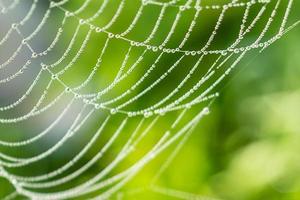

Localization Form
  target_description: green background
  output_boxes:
[0,0,300,199]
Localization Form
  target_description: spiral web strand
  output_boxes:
[0,0,298,199]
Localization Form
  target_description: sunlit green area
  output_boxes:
[0,0,299,199]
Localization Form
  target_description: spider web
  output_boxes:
[0,0,298,199]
